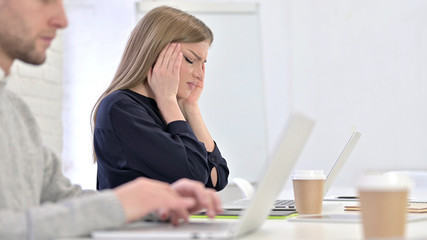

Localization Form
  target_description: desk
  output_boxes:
[58,201,427,240]
[238,201,427,240]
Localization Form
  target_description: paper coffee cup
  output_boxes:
[358,173,412,239]
[292,170,326,214]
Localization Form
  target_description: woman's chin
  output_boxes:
[177,91,191,100]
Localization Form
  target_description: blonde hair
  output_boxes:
[91,6,213,162]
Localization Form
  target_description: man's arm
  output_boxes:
[41,147,94,202]
[0,190,126,239]
[0,147,127,239]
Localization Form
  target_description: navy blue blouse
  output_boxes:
[94,89,229,191]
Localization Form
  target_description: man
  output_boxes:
[0,0,222,239]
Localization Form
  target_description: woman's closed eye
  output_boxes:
[184,55,193,64]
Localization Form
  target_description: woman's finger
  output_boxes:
[156,43,170,68]
[169,43,182,73]
[162,43,177,69]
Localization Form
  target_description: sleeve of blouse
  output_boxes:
[105,99,210,185]
[205,142,229,191]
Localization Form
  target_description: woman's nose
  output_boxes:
[193,68,202,80]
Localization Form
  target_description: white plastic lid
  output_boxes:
[357,172,413,191]
[292,170,326,180]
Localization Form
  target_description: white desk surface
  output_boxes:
[58,200,427,240]
[239,201,427,240]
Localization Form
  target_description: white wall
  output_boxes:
[289,0,427,189]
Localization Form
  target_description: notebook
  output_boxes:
[91,112,315,239]
[223,131,361,211]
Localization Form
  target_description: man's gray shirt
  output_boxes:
[0,69,126,239]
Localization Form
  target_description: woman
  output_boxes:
[92,6,229,191]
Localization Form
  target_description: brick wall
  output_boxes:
[6,32,64,159]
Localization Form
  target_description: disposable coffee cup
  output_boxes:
[358,173,412,239]
[292,170,326,214]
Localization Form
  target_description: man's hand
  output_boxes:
[172,178,222,217]
[113,178,222,225]
[114,178,195,223]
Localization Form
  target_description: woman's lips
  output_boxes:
[187,82,197,90]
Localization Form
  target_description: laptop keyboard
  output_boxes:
[223,199,296,210]
[274,199,295,209]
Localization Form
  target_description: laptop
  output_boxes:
[224,131,361,211]
[91,112,315,239]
